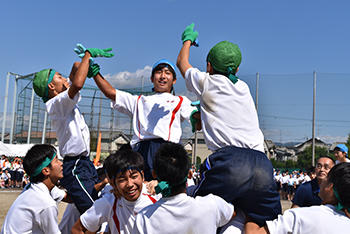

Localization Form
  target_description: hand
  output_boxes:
[86,48,114,58]
[87,63,100,78]
[145,180,158,195]
[74,43,95,63]
[182,23,199,46]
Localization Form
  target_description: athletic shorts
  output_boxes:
[191,145,282,227]
[282,183,288,192]
[60,154,98,214]
[132,138,168,181]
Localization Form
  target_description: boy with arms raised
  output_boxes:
[89,56,197,181]
[134,143,235,234]
[71,147,157,234]
[1,144,63,233]
[32,47,112,214]
[245,162,350,234]
[177,23,281,226]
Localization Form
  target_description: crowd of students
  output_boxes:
[0,155,29,189]
[1,23,350,233]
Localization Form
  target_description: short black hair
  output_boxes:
[153,143,189,187]
[23,144,56,183]
[317,156,336,165]
[328,162,350,209]
[151,63,176,79]
[104,148,144,181]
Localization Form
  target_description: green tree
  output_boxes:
[346,134,350,152]
[297,146,330,169]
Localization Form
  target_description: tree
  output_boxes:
[346,134,350,152]
[297,146,331,169]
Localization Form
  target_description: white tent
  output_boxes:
[0,142,34,157]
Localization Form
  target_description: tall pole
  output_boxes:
[1,72,10,142]
[41,112,48,144]
[9,76,18,144]
[312,71,316,166]
[193,131,198,165]
[27,88,35,144]
[255,72,259,111]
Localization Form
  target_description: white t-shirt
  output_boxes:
[185,68,264,152]
[134,193,234,234]
[46,90,90,157]
[336,158,350,164]
[1,182,60,234]
[80,186,157,233]
[267,204,350,234]
[112,91,195,146]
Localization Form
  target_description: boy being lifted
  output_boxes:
[32,46,112,214]
[177,23,281,226]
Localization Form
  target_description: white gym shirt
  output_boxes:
[185,68,264,152]
[134,193,234,234]
[1,182,60,234]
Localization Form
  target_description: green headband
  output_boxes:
[333,187,350,213]
[42,69,56,102]
[155,177,187,198]
[31,152,56,177]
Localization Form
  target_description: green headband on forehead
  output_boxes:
[31,152,56,177]
[42,69,56,102]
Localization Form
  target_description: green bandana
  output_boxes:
[33,69,56,103]
[31,152,56,177]
[207,41,241,77]
[155,177,187,198]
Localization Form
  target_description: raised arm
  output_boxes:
[68,52,91,99]
[176,23,198,78]
[177,41,192,78]
[93,73,116,101]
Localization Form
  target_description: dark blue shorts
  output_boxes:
[192,146,281,226]
[60,155,98,214]
[132,138,168,181]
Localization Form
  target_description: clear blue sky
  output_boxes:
[1,0,350,143]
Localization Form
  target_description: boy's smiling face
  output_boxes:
[114,169,144,201]
[151,67,176,93]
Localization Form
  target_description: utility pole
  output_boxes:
[312,71,316,166]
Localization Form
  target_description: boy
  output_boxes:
[32,47,112,214]
[1,144,63,233]
[177,23,281,226]
[334,144,349,164]
[71,148,157,234]
[134,142,235,234]
[245,162,350,234]
[91,57,197,180]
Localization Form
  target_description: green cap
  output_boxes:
[33,69,56,102]
[207,41,242,75]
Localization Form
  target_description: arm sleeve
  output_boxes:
[50,186,66,203]
[46,90,80,118]
[184,67,207,97]
[266,209,297,234]
[211,194,235,227]
[180,96,197,121]
[38,206,61,234]
[111,89,138,117]
[80,197,111,232]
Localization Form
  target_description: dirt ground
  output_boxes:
[0,189,292,228]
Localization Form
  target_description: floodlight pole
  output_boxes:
[41,112,48,144]
[312,71,316,166]
[9,76,18,144]
[1,72,10,142]
[193,131,198,165]
[27,88,35,144]
[255,72,260,112]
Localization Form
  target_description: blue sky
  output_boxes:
[1,0,350,143]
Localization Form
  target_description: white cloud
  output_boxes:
[104,66,153,89]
